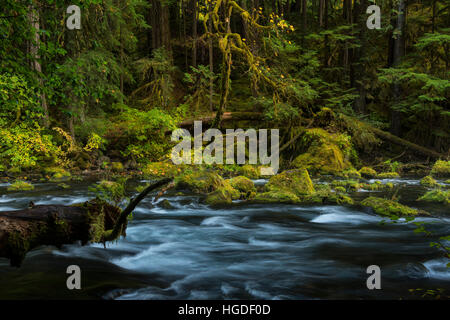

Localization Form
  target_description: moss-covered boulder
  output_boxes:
[431,160,450,178]
[111,162,124,172]
[176,170,225,193]
[158,199,175,209]
[417,189,450,205]
[331,179,363,191]
[238,165,260,179]
[292,128,356,176]
[45,167,71,182]
[229,176,256,199]
[359,167,377,179]
[361,197,421,217]
[420,176,438,188]
[254,169,315,204]
[265,169,315,196]
[377,172,400,179]
[204,180,240,205]
[303,184,354,205]
[7,180,34,191]
[254,191,300,203]
[362,181,394,191]
[143,162,180,178]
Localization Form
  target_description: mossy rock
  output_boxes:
[420,176,438,188]
[359,167,377,179]
[254,191,300,203]
[176,170,227,194]
[377,172,400,179]
[292,128,356,176]
[7,181,34,191]
[111,162,124,172]
[265,169,315,197]
[362,181,394,191]
[229,176,256,199]
[361,197,420,217]
[58,183,71,189]
[431,160,450,178]
[204,180,240,205]
[331,179,363,191]
[341,169,361,179]
[334,186,347,193]
[158,199,175,209]
[417,189,450,205]
[302,184,354,205]
[143,162,181,178]
[238,165,260,179]
[45,167,71,182]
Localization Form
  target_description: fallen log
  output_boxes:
[0,178,172,267]
[177,112,264,128]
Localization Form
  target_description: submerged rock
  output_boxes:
[361,197,422,217]
[158,199,175,209]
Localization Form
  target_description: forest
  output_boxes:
[0,0,449,300]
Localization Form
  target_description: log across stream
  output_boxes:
[0,179,172,267]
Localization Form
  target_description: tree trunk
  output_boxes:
[28,5,49,128]
[192,0,198,67]
[390,0,406,136]
[0,179,171,267]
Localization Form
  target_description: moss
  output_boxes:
[302,184,354,205]
[341,169,361,179]
[229,176,256,199]
[143,162,181,178]
[362,181,395,191]
[361,197,420,217]
[238,165,260,179]
[111,162,124,172]
[176,170,225,193]
[417,189,450,205]
[446,179,450,184]
[359,167,377,179]
[431,160,450,178]
[265,169,315,197]
[420,176,438,188]
[158,199,175,209]
[331,179,363,191]
[58,183,71,189]
[7,180,34,191]
[292,128,357,176]
[334,186,347,193]
[205,180,240,205]
[46,167,71,182]
[254,191,299,203]
[377,172,400,179]
[6,232,31,267]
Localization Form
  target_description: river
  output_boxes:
[0,178,449,299]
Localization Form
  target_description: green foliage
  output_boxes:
[109,105,177,162]
[89,178,128,207]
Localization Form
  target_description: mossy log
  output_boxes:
[0,178,172,267]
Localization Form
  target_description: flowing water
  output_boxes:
[0,178,449,300]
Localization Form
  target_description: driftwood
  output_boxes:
[0,178,172,267]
